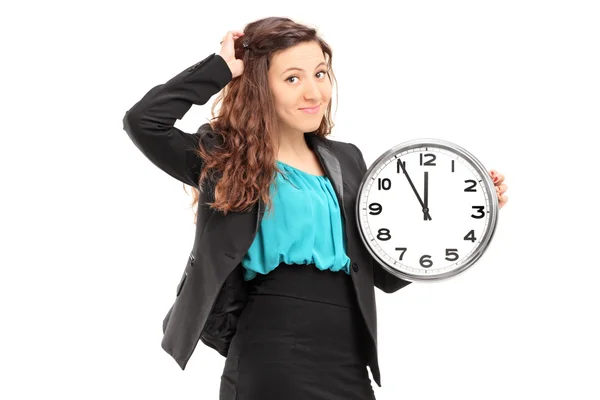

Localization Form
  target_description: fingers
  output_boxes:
[220,30,245,44]
[498,194,508,209]
[489,169,504,185]
[490,169,508,209]
[495,183,508,196]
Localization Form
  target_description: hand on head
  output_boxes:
[219,30,246,79]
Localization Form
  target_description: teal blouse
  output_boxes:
[241,160,352,281]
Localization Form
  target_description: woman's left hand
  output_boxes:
[489,169,508,209]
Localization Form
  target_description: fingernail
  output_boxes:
[493,176,498,183]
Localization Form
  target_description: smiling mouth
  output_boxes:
[299,105,320,114]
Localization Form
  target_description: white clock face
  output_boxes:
[357,143,496,281]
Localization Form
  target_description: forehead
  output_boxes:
[270,42,325,71]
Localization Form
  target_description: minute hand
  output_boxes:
[424,171,429,221]
[399,159,432,220]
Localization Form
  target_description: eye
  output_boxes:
[286,70,329,84]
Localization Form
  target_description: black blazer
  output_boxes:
[122,53,411,387]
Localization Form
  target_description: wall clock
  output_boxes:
[355,138,499,282]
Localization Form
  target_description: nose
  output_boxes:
[303,79,323,102]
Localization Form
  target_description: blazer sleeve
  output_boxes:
[122,53,232,188]
[350,143,412,294]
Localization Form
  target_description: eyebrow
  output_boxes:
[281,62,327,76]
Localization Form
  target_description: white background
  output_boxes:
[1,0,598,399]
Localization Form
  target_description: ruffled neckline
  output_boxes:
[276,160,327,178]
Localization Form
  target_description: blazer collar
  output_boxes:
[256,133,345,223]
[305,133,344,205]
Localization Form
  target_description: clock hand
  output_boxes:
[424,171,430,221]
[399,158,432,220]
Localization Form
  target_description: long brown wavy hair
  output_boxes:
[184,17,339,223]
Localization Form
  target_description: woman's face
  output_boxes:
[267,41,332,137]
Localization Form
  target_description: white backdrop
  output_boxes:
[1,0,598,399]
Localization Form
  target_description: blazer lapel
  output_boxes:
[306,133,345,207]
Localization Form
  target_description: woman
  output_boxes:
[123,16,509,400]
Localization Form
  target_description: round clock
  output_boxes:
[355,138,499,282]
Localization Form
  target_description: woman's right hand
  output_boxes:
[218,30,245,79]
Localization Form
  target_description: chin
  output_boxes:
[299,119,324,133]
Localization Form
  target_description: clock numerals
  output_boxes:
[445,248,459,261]
[464,179,477,192]
[392,248,460,264]
[396,159,406,174]
[395,247,407,260]
[420,255,433,268]
[464,230,476,242]
[377,228,391,241]
[471,206,485,219]
[420,153,436,166]
[368,202,382,215]
[377,178,391,190]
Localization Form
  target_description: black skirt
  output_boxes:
[219,263,376,400]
